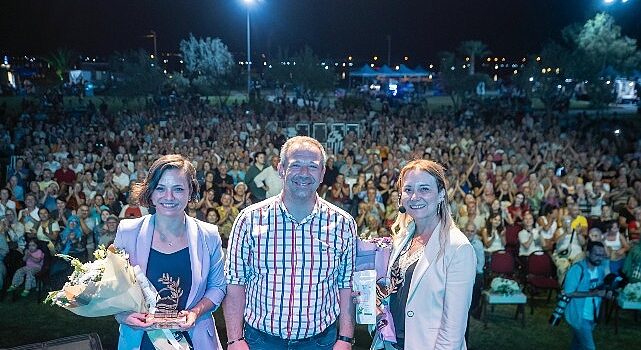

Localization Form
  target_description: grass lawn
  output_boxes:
[0,94,249,116]
[1,293,638,350]
[0,93,603,118]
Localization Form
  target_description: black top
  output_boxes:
[141,247,192,350]
[389,259,419,350]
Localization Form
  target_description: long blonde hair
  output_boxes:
[391,159,454,261]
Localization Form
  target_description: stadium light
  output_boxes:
[242,0,256,99]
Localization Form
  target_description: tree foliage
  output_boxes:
[108,49,167,97]
[457,40,491,75]
[576,13,640,75]
[437,50,490,109]
[42,48,77,81]
[515,13,641,111]
[266,46,335,106]
[179,34,235,104]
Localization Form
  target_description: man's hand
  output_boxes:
[597,289,615,299]
[333,339,352,350]
[176,310,198,330]
[228,340,250,350]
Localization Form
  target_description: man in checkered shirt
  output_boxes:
[224,136,357,350]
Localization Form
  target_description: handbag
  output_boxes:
[557,230,575,258]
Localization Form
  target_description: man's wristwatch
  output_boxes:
[337,335,355,345]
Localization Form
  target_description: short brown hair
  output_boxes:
[131,154,199,207]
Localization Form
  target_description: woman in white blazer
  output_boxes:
[375,159,476,350]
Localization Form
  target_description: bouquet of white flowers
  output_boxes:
[45,245,147,317]
[490,277,521,295]
[621,282,641,302]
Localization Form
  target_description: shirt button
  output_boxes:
[407,311,414,317]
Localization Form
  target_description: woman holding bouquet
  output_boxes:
[375,159,476,350]
[114,154,226,350]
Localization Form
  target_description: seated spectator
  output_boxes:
[603,220,629,275]
[65,181,86,211]
[592,205,617,233]
[506,192,530,225]
[18,193,40,230]
[359,187,385,220]
[231,182,252,210]
[59,216,86,260]
[481,213,506,254]
[377,173,392,204]
[111,164,130,193]
[320,157,339,198]
[227,159,246,186]
[89,194,106,221]
[339,155,361,179]
[53,158,76,193]
[383,190,400,229]
[216,193,239,240]
[38,168,56,192]
[118,195,149,219]
[518,211,543,257]
[40,182,60,213]
[552,216,586,283]
[458,197,487,235]
[77,204,95,258]
[213,162,234,200]
[104,188,122,216]
[97,215,118,247]
[6,238,44,297]
[359,214,381,240]
[205,208,220,226]
[0,188,16,217]
[7,175,25,202]
[35,208,60,255]
[198,188,218,216]
[92,208,112,246]
[186,201,204,221]
[568,203,589,242]
[4,209,26,253]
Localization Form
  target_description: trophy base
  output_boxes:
[146,314,187,329]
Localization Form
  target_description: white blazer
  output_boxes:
[386,221,476,350]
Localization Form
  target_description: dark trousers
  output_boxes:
[244,323,337,350]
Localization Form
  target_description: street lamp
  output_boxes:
[144,30,157,60]
[243,0,255,100]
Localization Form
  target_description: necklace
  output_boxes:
[158,231,184,246]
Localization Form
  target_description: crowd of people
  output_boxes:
[1,92,641,348]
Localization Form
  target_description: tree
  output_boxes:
[458,40,491,75]
[571,13,641,108]
[42,48,77,81]
[266,46,335,107]
[108,49,167,97]
[179,34,235,105]
[576,13,640,75]
[437,51,490,109]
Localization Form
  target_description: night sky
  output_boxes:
[2,0,640,62]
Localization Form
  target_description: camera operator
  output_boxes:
[563,241,611,350]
